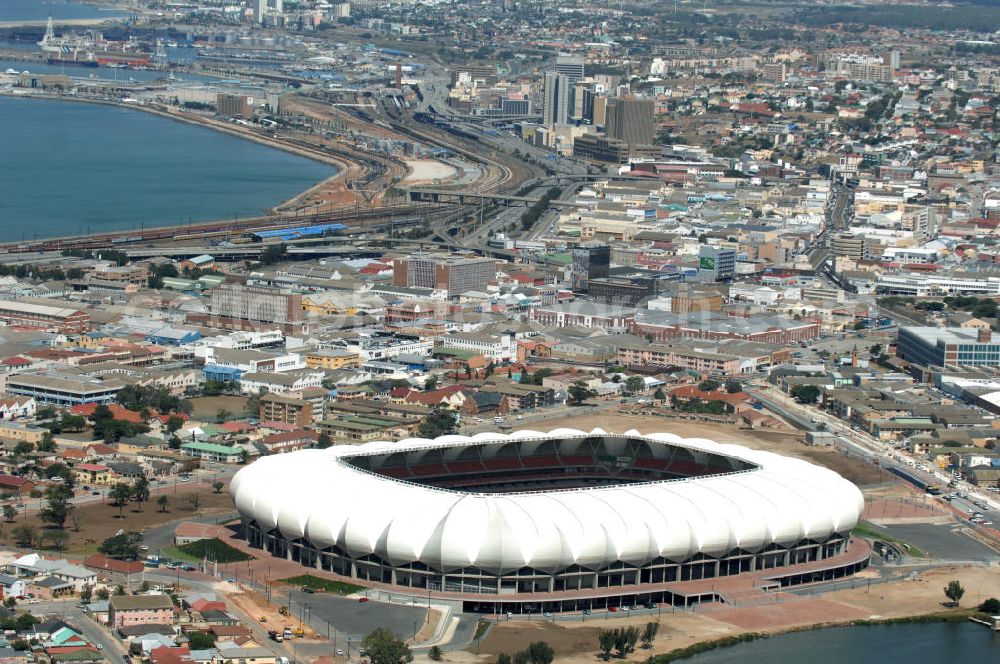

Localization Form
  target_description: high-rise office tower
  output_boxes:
[555,55,585,117]
[582,88,607,126]
[571,245,611,292]
[604,96,655,145]
[543,71,570,125]
[393,254,496,296]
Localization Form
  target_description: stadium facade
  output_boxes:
[231,429,869,612]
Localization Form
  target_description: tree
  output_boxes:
[361,627,412,664]
[215,408,233,423]
[109,483,133,519]
[166,415,185,434]
[790,384,821,404]
[59,414,87,433]
[418,408,457,438]
[260,243,288,266]
[12,441,33,456]
[188,632,216,650]
[157,495,169,513]
[3,505,16,523]
[316,432,333,449]
[653,387,665,402]
[424,375,438,391]
[92,404,114,422]
[243,391,266,419]
[98,531,143,561]
[624,376,645,396]
[39,484,74,529]
[212,481,225,494]
[979,597,1000,614]
[428,646,442,661]
[598,630,615,660]
[698,379,721,392]
[944,580,965,606]
[36,406,58,420]
[79,584,93,604]
[131,477,150,512]
[568,382,596,406]
[36,432,56,453]
[43,530,69,551]
[188,494,201,512]
[12,524,36,548]
[525,642,553,664]
[870,344,883,357]
[640,622,659,649]
[95,587,109,601]
[724,380,742,394]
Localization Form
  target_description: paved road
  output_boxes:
[880,523,999,563]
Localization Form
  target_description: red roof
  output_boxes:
[84,553,143,574]
[59,449,89,461]
[76,463,111,472]
[150,646,193,664]
[220,421,255,433]
[87,443,117,455]
[262,430,315,445]
[190,598,228,613]
[402,385,468,406]
[0,475,33,488]
[670,386,749,406]
[71,403,145,423]
[0,356,32,367]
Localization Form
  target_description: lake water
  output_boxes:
[681,622,999,663]
[0,0,127,23]
[0,96,337,240]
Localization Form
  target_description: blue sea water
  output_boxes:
[0,58,220,83]
[0,0,127,23]
[0,96,337,240]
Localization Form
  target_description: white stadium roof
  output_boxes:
[230,428,863,574]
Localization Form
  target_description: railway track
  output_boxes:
[0,204,448,254]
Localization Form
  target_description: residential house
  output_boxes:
[73,463,114,486]
[0,475,35,496]
[180,442,244,463]
[83,554,144,591]
[108,594,175,629]
[0,396,35,420]
[259,430,315,455]
[0,574,27,599]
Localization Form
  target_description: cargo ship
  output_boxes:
[38,15,152,69]
[46,57,99,68]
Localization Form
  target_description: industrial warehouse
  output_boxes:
[230,429,870,613]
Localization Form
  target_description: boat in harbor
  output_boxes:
[37,15,153,69]
[46,57,99,67]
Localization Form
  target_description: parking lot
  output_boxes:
[881,522,998,562]
[287,589,429,641]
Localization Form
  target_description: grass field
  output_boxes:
[278,574,363,595]
[166,537,254,563]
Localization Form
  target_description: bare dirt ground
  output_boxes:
[521,413,883,485]
[188,395,250,421]
[471,564,1000,664]
[402,159,457,184]
[228,587,318,638]
[0,487,234,555]
[829,565,999,619]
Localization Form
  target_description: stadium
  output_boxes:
[230,429,870,613]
